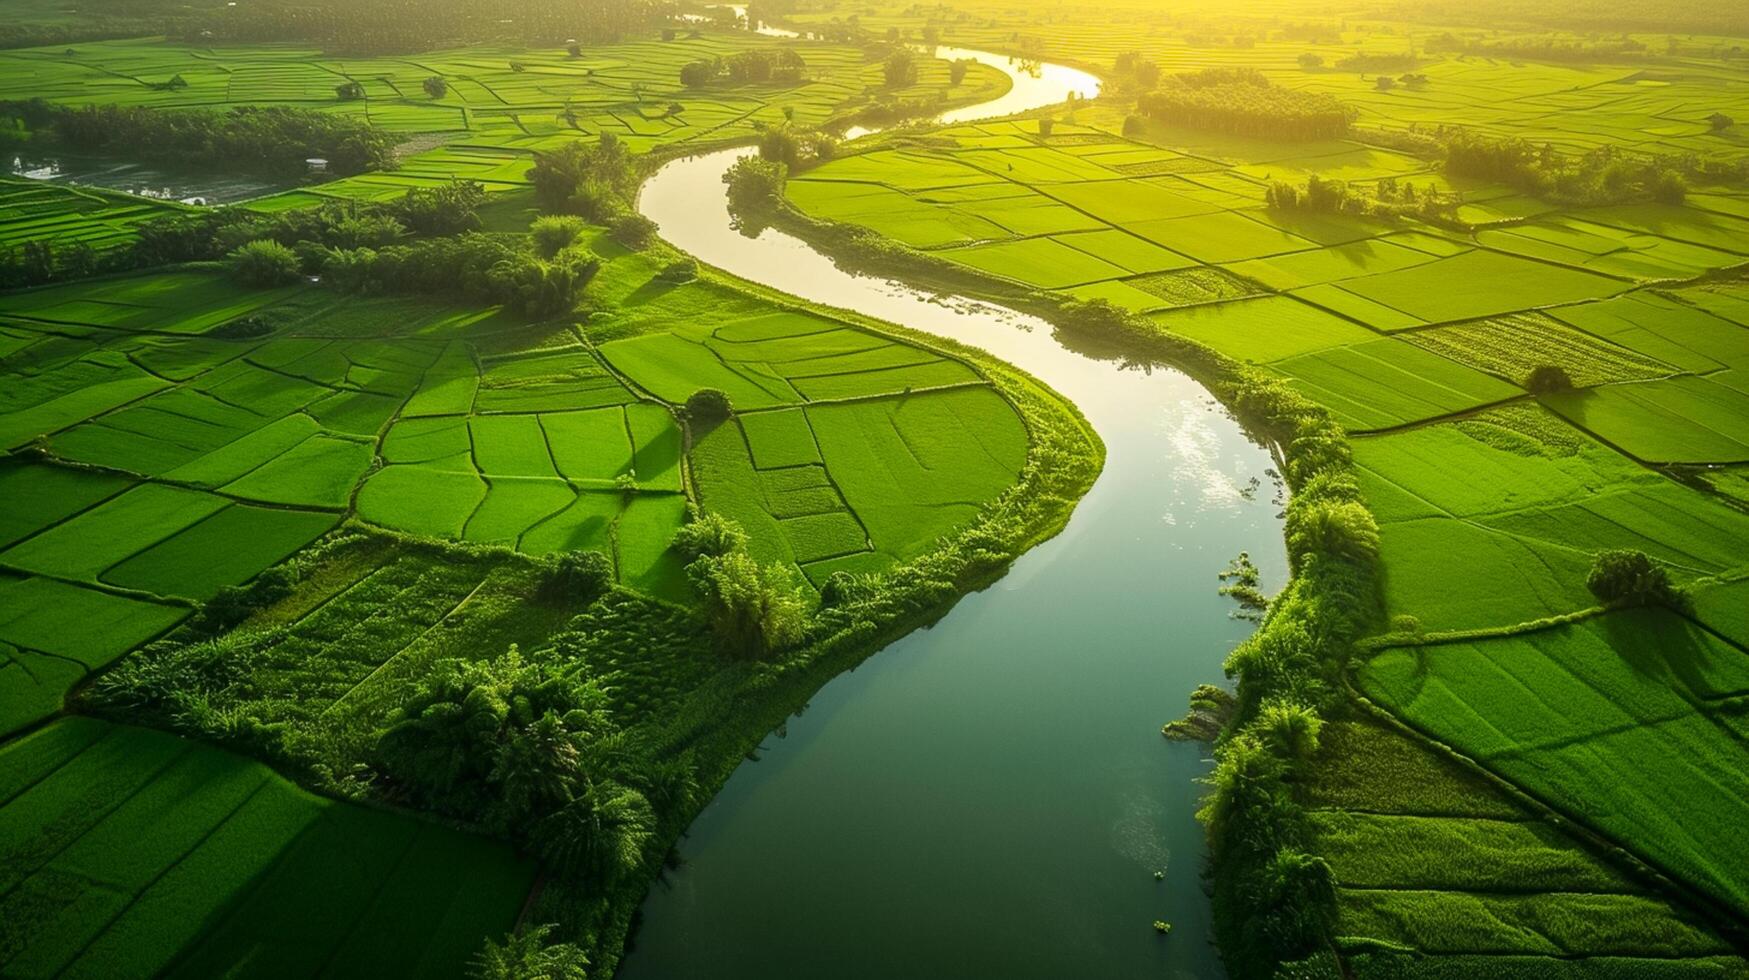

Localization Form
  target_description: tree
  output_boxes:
[1297,52,1323,70]
[883,47,918,88]
[471,924,588,980]
[335,80,365,100]
[375,645,613,822]
[1711,112,1735,133]
[722,156,787,220]
[684,387,733,422]
[672,512,748,561]
[539,550,613,604]
[1257,700,1323,763]
[687,550,808,659]
[535,779,655,883]
[527,134,634,215]
[949,58,969,86]
[610,212,657,248]
[1525,364,1574,394]
[227,239,302,287]
[531,215,588,257]
[1284,499,1378,569]
[423,75,447,98]
[1256,849,1337,955]
[1587,550,1677,607]
[680,58,717,87]
[1374,75,1396,92]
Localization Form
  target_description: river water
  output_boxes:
[618,47,1286,980]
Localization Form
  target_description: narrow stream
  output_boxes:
[619,48,1286,979]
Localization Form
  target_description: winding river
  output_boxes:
[621,46,1286,979]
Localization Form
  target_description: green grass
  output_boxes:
[0,718,533,980]
[740,408,822,469]
[1359,608,1749,920]
[808,387,1027,560]
[100,504,338,601]
[1545,376,1749,463]
[1,484,229,581]
[1272,338,1521,430]
[1150,295,1376,363]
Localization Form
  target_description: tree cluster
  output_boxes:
[0,99,395,176]
[1137,69,1356,140]
[376,646,655,885]
[671,513,807,660]
[174,0,660,56]
[1422,31,1649,63]
[1112,51,1161,91]
[680,47,807,87]
[1441,129,1689,205]
[527,133,636,221]
[313,233,600,318]
[1,181,486,290]
[1265,174,1456,220]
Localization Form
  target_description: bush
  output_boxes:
[423,75,447,98]
[531,215,589,257]
[684,387,732,421]
[687,550,807,659]
[1586,549,1677,607]
[657,258,697,283]
[227,238,303,287]
[610,211,657,248]
[722,156,787,218]
[882,47,918,88]
[471,924,588,980]
[539,550,613,604]
[671,512,748,561]
[1525,364,1575,393]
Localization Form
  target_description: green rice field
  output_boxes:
[6,0,1749,976]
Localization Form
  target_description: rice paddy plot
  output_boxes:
[935,236,1129,289]
[1359,608,1749,921]
[1337,249,1631,324]
[1124,210,1319,264]
[0,483,229,582]
[1405,312,1679,389]
[1544,376,1749,464]
[0,718,533,979]
[1271,337,1520,430]
[475,349,634,412]
[0,577,186,736]
[100,503,338,601]
[1149,295,1376,363]
[806,387,1026,562]
[1549,292,1749,375]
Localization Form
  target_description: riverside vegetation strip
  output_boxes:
[0,12,1103,977]
[756,1,1749,975]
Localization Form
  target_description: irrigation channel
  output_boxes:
[620,46,1289,980]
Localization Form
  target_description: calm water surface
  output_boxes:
[619,49,1284,980]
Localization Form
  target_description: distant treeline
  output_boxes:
[171,0,667,55]
[1440,129,1693,205]
[0,181,483,289]
[1422,31,1650,63]
[0,100,396,176]
[1136,68,1355,141]
[680,48,807,87]
[1400,0,1749,39]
